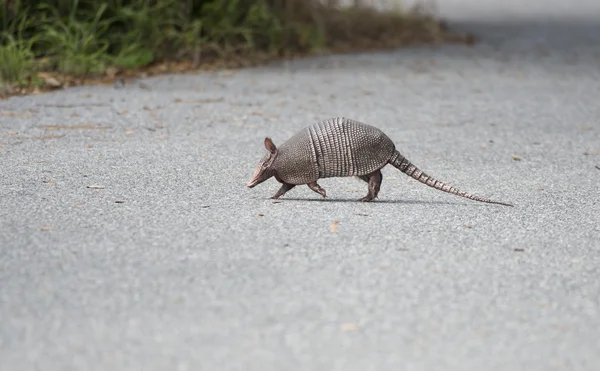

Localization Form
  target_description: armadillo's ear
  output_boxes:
[264,137,277,154]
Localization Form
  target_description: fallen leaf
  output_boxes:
[201,205,210,208]
[87,185,105,189]
[155,125,165,129]
[2,111,32,118]
[579,126,593,131]
[340,322,360,331]
[43,179,56,184]
[330,220,340,232]
[257,213,265,216]
[124,130,134,135]
[174,98,183,103]
[120,110,128,115]
[397,247,409,251]
[512,155,521,161]
[41,124,100,130]
[86,144,93,148]
[584,151,599,156]
[7,131,17,135]
[43,76,62,88]
[536,187,544,190]
[464,225,473,229]
[105,66,119,78]
[32,134,66,140]
[194,97,224,104]
[40,226,53,231]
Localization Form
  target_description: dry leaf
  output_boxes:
[257,213,265,217]
[330,220,340,232]
[86,144,93,148]
[7,131,17,135]
[340,322,359,331]
[584,151,599,156]
[44,77,62,88]
[41,124,100,130]
[120,110,128,115]
[512,155,521,161]
[195,97,224,104]
[464,225,473,229]
[124,130,134,135]
[2,111,32,118]
[536,187,544,190]
[43,179,56,184]
[174,98,182,103]
[40,226,53,231]
[87,185,105,189]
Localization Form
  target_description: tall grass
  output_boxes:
[0,0,464,93]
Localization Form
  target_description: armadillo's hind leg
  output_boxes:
[359,170,382,202]
[307,182,327,199]
[272,183,295,199]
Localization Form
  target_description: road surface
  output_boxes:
[1,1,599,370]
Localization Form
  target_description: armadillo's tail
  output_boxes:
[388,150,513,207]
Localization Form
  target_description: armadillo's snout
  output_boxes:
[247,168,263,188]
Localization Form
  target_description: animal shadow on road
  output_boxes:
[273,197,481,207]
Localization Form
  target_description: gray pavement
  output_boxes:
[1,1,600,370]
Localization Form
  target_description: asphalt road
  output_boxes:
[1,2,599,371]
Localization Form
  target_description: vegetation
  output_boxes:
[0,0,472,97]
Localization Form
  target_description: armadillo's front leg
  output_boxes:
[359,170,382,202]
[307,182,327,199]
[272,183,295,199]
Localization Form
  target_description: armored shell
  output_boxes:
[274,117,396,184]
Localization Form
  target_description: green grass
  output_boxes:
[0,0,470,95]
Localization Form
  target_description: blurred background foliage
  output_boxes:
[0,0,459,91]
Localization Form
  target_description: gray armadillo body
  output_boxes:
[274,117,395,184]
[247,117,513,206]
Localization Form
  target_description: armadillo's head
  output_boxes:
[247,137,278,188]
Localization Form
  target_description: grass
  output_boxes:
[0,0,474,98]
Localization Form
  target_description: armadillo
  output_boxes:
[247,117,513,206]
